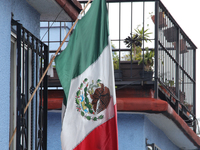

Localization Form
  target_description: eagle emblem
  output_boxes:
[75,78,111,121]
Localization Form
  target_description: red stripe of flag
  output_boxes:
[74,105,118,150]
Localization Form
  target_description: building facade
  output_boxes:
[1,0,200,149]
[45,0,200,150]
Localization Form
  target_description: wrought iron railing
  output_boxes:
[11,19,48,150]
[146,138,162,150]
[157,2,196,130]
[109,0,197,131]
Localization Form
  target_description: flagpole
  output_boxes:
[9,0,92,147]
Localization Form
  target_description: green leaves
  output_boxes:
[89,109,93,114]
[75,78,104,121]
[98,115,104,119]
[134,27,152,43]
[81,111,84,116]
[80,83,83,89]
[96,79,101,83]
[124,27,152,49]
[137,48,154,72]
[83,78,88,83]
[93,117,97,121]
[86,116,91,120]
[76,90,80,97]
[85,97,89,104]
[76,98,80,105]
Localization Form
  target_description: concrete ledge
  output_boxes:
[117,97,200,149]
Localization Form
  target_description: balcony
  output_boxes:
[107,1,197,131]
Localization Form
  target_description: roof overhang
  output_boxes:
[117,98,200,149]
[26,0,82,21]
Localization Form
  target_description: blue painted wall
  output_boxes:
[47,112,180,150]
[144,116,179,150]
[47,111,62,150]
[0,0,40,149]
[0,1,12,149]
[11,0,40,38]
[118,114,145,149]
[118,113,180,150]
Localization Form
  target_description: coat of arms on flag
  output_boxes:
[76,78,111,121]
[55,0,118,149]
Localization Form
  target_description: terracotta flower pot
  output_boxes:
[173,39,188,54]
[151,12,167,28]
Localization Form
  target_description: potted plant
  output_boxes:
[136,47,154,80]
[161,77,186,103]
[124,26,152,60]
[184,102,193,112]
[164,78,175,87]
[124,33,142,60]
[122,27,153,80]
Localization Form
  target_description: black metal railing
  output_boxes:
[109,0,197,131]
[11,19,48,150]
[146,139,162,150]
[156,1,196,130]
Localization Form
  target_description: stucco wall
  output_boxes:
[47,111,62,150]
[118,113,145,149]
[118,113,180,150]
[47,112,180,150]
[0,1,12,149]
[144,116,179,150]
[0,0,40,149]
[11,0,40,38]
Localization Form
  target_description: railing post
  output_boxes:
[154,0,159,99]
[16,22,22,150]
[193,48,196,132]
[43,44,49,150]
[175,28,180,114]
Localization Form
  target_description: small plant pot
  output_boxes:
[139,71,153,81]
[186,104,193,112]
[173,39,188,54]
[163,27,177,42]
[151,12,167,28]
[168,87,185,103]
[120,61,143,81]
[183,104,193,113]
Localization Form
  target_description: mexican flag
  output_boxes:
[55,0,118,149]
